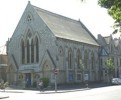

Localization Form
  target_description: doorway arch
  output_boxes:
[42,60,51,79]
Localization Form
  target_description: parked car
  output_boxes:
[112,78,121,85]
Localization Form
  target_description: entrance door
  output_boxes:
[25,73,31,87]
[43,61,51,79]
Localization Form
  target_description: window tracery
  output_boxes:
[20,30,39,64]
[26,13,33,23]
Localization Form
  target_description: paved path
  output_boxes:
[0,85,121,100]
[0,93,9,99]
[0,82,109,99]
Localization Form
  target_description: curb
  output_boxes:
[38,88,91,94]
[0,96,9,99]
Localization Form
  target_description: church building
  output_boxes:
[7,2,100,87]
[98,34,121,82]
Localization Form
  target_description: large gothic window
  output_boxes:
[21,30,39,64]
[68,49,72,69]
[21,40,25,64]
[31,39,34,63]
[35,36,39,63]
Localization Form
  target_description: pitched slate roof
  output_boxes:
[32,5,99,46]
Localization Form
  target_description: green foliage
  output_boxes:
[40,78,49,88]
[79,60,85,72]
[98,0,121,34]
[105,58,114,75]
[0,81,9,91]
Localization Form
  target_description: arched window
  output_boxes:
[27,39,30,63]
[77,49,81,69]
[21,39,25,64]
[84,50,88,69]
[26,29,32,64]
[91,52,94,70]
[110,44,113,53]
[31,39,34,63]
[68,49,72,69]
[35,36,39,63]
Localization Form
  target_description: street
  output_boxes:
[0,85,121,100]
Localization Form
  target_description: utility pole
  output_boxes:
[54,68,58,92]
[55,73,57,92]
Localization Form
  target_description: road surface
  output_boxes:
[0,85,121,100]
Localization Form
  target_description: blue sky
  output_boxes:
[0,0,116,54]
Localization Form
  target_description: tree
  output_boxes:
[98,0,121,34]
[105,58,115,83]
[79,60,85,72]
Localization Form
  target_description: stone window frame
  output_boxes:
[21,39,25,64]
[84,50,88,70]
[20,30,40,64]
[35,36,39,63]
[68,48,72,69]
[77,49,81,69]
[26,12,33,23]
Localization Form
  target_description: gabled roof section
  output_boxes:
[100,48,108,56]
[114,38,119,47]
[104,35,112,44]
[31,4,99,46]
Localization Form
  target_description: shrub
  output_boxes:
[40,78,49,88]
[0,81,9,91]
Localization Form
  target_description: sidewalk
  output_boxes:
[0,82,110,95]
[38,82,110,94]
[0,93,9,99]
[38,87,91,94]
[0,82,110,99]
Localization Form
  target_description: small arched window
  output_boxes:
[58,46,63,56]
[110,44,113,53]
[84,50,88,69]
[31,39,34,63]
[68,49,72,69]
[21,39,25,64]
[35,36,39,63]
[91,52,94,70]
[27,39,30,63]
[77,49,81,69]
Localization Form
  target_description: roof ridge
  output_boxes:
[30,4,99,46]
[104,36,110,38]
[78,20,99,45]
[32,5,79,24]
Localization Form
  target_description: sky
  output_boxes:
[0,0,117,54]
